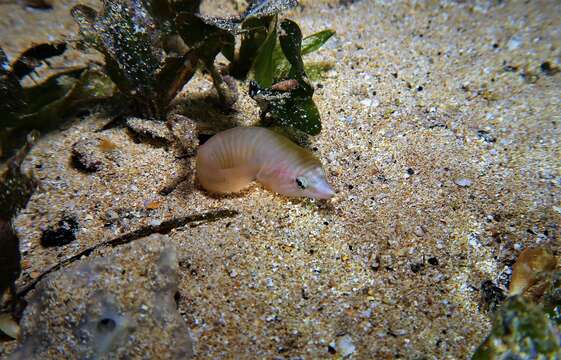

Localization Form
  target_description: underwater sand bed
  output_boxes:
[2,0,561,358]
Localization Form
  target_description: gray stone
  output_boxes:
[10,234,193,359]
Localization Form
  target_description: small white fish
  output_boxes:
[196,127,335,199]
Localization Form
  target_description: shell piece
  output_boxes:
[0,313,20,339]
[509,247,557,296]
[196,127,334,199]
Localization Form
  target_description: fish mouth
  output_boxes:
[312,183,335,199]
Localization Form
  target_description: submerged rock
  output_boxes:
[10,234,193,359]
[166,114,198,156]
[71,136,121,173]
[472,296,561,359]
[40,215,78,248]
[126,117,174,145]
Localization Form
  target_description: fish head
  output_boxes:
[293,166,335,200]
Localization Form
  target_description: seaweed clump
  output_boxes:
[70,0,335,135]
[0,46,115,161]
[472,248,561,359]
[472,293,561,359]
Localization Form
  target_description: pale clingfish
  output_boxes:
[196,127,335,199]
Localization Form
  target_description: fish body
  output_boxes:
[196,127,334,199]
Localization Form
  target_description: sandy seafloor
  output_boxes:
[1,0,560,358]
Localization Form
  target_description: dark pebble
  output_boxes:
[477,130,496,143]
[480,280,506,313]
[540,61,559,76]
[410,262,424,273]
[71,139,103,172]
[41,216,78,247]
[503,65,518,72]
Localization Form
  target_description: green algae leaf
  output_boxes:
[69,67,116,102]
[231,0,296,79]
[250,19,321,135]
[252,19,277,88]
[176,12,222,47]
[472,296,561,359]
[301,29,335,56]
[1,67,84,157]
[71,0,214,118]
[305,61,334,81]
[270,30,334,82]
[0,46,113,159]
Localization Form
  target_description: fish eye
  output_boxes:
[295,176,308,189]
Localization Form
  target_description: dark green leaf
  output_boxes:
[301,29,335,56]
[1,68,114,161]
[141,0,173,26]
[175,12,236,63]
[0,131,38,297]
[18,68,115,131]
[12,42,67,79]
[66,67,116,104]
[269,95,321,135]
[231,16,272,78]
[22,68,83,114]
[0,130,39,219]
[171,0,202,13]
[248,20,326,135]
[0,47,26,127]
[95,0,162,94]
[176,13,221,47]
[70,5,101,47]
[279,19,304,78]
[252,20,277,88]
[243,0,297,19]
[249,80,321,135]
[155,51,199,108]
